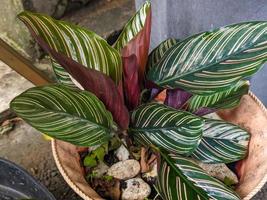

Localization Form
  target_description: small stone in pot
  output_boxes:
[121,178,151,200]
[92,161,109,177]
[115,144,130,161]
[107,159,140,180]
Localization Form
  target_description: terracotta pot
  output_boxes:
[51,92,267,200]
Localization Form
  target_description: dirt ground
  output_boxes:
[1,0,267,199]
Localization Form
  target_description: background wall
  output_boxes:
[136,0,267,105]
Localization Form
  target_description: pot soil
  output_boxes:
[52,92,267,200]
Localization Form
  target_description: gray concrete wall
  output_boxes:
[136,0,267,105]
[0,0,33,58]
[136,0,267,48]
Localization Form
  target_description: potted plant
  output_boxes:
[10,1,267,199]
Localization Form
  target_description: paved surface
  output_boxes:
[252,184,267,200]
[0,62,33,111]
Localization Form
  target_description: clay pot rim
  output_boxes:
[51,141,94,200]
[51,91,267,200]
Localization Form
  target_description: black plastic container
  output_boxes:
[0,158,56,200]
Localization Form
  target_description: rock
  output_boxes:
[92,161,109,177]
[121,178,151,200]
[115,144,130,161]
[107,160,140,180]
[196,161,238,184]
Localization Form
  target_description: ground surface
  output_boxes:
[1,0,267,199]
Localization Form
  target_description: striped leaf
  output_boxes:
[188,80,250,115]
[10,84,115,146]
[115,1,151,109]
[157,153,240,200]
[147,39,179,101]
[147,22,267,95]
[192,118,250,163]
[147,38,179,69]
[130,103,204,155]
[33,37,129,129]
[113,1,151,53]
[19,11,122,87]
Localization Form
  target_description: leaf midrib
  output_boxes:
[12,103,111,132]
[202,136,249,144]
[189,81,249,110]
[129,125,200,133]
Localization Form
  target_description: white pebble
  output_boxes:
[121,178,151,200]
[115,145,130,161]
[107,159,140,180]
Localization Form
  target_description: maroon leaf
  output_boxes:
[121,8,152,109]
[122,8,151,83]
[33,34,129,130]
[122,54,140,110]
[117,80,125,104]
[164,88,192,109]
[150,88,163,100]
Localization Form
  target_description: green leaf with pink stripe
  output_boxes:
[10,84,115,146]
[130,103,204,155]
[147,22,267,95]
[19,11,122,87]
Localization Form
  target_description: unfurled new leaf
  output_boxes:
[19,11,122,87]
[10,85,114,146]
[188,80,249,115]
[115,1,152,109]
[114,1,151,56]
[157,153,240,200]
[130,103,203,155]
[147,22,267,95]
[192,118,250,163]
[123,55,140,110]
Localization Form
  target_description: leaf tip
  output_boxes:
[17,10,33,21]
